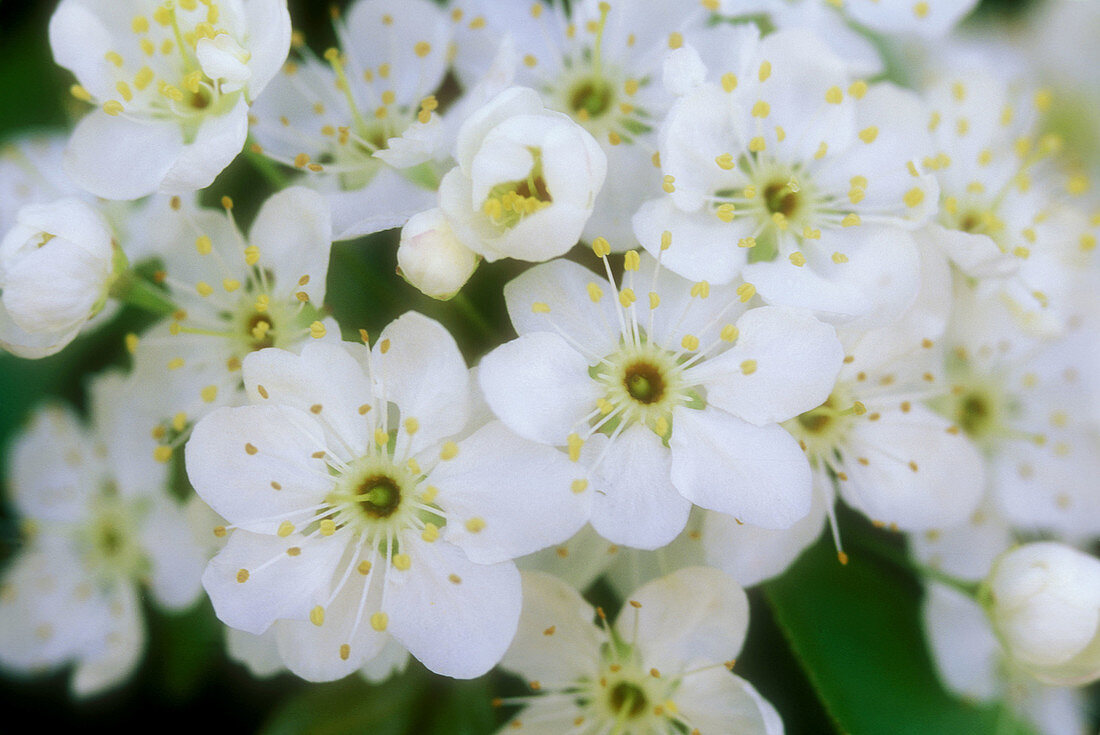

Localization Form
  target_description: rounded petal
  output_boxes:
[670,407,812,529]
[141,497,208,610]
[159,97,249,193]
[247,186,332,304]
[243,0,293,94]
[623,567,749,673]
[71,583,144,698]
[634,197,752,286]
[588,427,692,550]
[500,571,602,687]
[432,421,591,563]
[693,306,843,425]
[186,405,333,530]
[922,582,1002,701]
[385,539,521,678]
[63,112,183,200]
[478,333,601,445]
[675,669,785,735]
[202,529,347,636]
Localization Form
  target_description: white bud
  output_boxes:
[439,87,607,263]
[0,198,116,357]
[985,542,1100,686]
[196,34,253,94]
[397,209,479,300]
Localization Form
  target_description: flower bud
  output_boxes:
[0,198,116,357]
[985,542,1100,686]
[397,209,479,300]
[439,87,607,263]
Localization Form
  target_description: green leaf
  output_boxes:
[763,535,1036,735]
[261,666,430,735]
[414,676,497,735]
[153,599,222,701]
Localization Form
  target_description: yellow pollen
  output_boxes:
[848,81,868,99]
[587,282,604,302]
[789,251,806,267]
[370,612,388,631]
[913,2,929,18]
[222,278,240,292]
[618,288,636,308]
[357,561,372,575]
[103,100,124,116]
[904,188,925,208]
[648,292,660,309]
[277,521,294,538]
[465,517,486,533]
[441,441,459,460]
[624,250,641,271]
[320,519,336,537]
[571,479,588,494]
[740,360,758,375]
[721,72,738,93]
[201,385,218,403]
[752,100,770,118]
[758,61,772,82]
[339,644,350,661]
[715,153,735,170]
[661,230,672,250]
[662,175,676,193]
[567,433,584,462]
[421,523,440,542]
[392,553,412,571]
[681,334,700,351]
[736,283,756,302]
[592,237,611,257]
[310,321,327,339]
[310,606,325,626]
[154,446,173,463]
[858,126,878,144]
[825,86,843,104]
[236,569,249,583]
[841,213,861,227]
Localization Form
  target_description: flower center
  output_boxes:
[355,475,402,519]
[607,680,648,719]
[569,77,614,119]
[764,179,801,218]
[623,361,665,405]
[784,389,863,460]
[482,149,553,229]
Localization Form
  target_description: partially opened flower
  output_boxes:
[0,198,119,358]
[187,313,590,681]
[479,244,843,548]
[498,567,783,734]
[49,0,291,199]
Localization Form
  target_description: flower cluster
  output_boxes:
[1,0,1099,733]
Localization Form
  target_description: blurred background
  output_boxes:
[0,0,1091,733]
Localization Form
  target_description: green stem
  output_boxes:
[110,273,177,317]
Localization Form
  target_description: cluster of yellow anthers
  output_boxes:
[71,0,237,118]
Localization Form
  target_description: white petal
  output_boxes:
[243,0,293,95]
[63,112,183,200]
[247,186,332,303]
[327,168,437,241]
[225,627,284,678]
[159,98,249,193]
[242,342,374,458]
[702,481,828,588]
[922,582,1001,701]
[477,332,601,445]
[588,427,692,550]
[693,306,843,425]
[675,669,785,735]
[9,404,99,522]
[842,405,985,531]
[359,636,410,683]
[432,421,591,563]
[633,197,752,286]
[623,567,749,673]
[141,497,208,610]
[202,528,346,636]
[186,405,333,530]
[70,583,144,698]
[385,539,521,678]
[500,571,601,687]
[670,407,812,529]
[373,312,470,454]
[503,258,619,356]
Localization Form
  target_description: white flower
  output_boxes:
[0,135,84,230]
[0,386,208,696]
[0,198,118,358]
[127,186,333,465]
[478,246,843,548]
[498,568,783,734]
[396,208,480,300]
[49,0,291,199]
[186,313,590,681]
[438,87,607,262]
[984,542,1100,687]
[633,29,937,325]
[249,0,454,240]
[452,0,718,245]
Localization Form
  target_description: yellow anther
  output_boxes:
[660,230,672,250]
[70,84,93,102]
[624,79,640,96]
[441,441,459,460]
[114,81,133,102]
[320,519,336,537]
[374,428,390,447]
[370,612,388,631]
[715,153,736,170]
[213,526,227,538]
[222,278,240,292]
[648,291,660,309]
[748,136,766,153]
[618,288,636,307]
[858,126,878,144]
[596,398,614,415]
[662,175,676,193]
[752,100,770,118]
[154,446,173,463]
[681,334,700,351]
[392,553,412,571]
[740,359,758,375]
[567,433,584,462]
[720,324,739,342]
[721,72,738,93]
[608,131,621,146]
[904,188,925,208]
[738,237,757,249]
[421,523,441,543]
[103,100,124,116]
[531,302,551,314]
[277,521,294,538]
[236,569,249,583]
[736,283,756,302]
[841,213,861,227]
[848,81,868,99]
[758,61,772,82]
[831,252,849,264]
[1034,88,1053,112]
[775,125,786,142]
[310,606,325,626]
[530,3,543,17]
[244,245,260,266]
[201,385,218,403]
[802,227,822,240]
[690,281,710,298]
[465,517,486,533]
[913,2,930,19]
[587,282,603,302]
[105,50,124,67]
[789,251,806,267]
[624,250,641,271]
[814,142,828,160]
[168,357,185,370]
[825,86,843,104]
[592,237,611,257]
[716,203,736,223]
[848,188,865,205]
[310,321,326,339]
